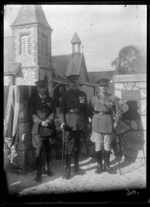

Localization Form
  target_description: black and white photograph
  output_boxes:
[3,4,147,204]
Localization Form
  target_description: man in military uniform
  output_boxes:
[89,79,122,174]
[59,75,89,179]
[30,80,56,182]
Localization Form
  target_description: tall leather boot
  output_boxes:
[63,154,71,180]
[74,150,85,175]
[46,152,53,176]
[35,157,42,182]
[104,150,116,174]
[95,150,103,174]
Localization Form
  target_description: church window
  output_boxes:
[41,34,48,56]
[21,34,30,54]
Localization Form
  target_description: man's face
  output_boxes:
[69,80,79,90]
[99,85,108,94]
[37,86,46,96]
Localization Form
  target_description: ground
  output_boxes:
[5,153,146,200]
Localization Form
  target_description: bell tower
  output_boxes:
[71,32,81,54]
[11,5,53,90]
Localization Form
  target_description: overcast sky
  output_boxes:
[4,4,147,72]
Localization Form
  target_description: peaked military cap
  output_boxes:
[35,80,47,88]
[67,75,80,82]
[97,79,109,86]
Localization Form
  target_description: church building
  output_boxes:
[4,5,92,98]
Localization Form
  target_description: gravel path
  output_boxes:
[5,154,146,196]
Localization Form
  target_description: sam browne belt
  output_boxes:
[94,111,112,115]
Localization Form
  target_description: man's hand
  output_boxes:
[45,113,55,124]
[114,122,118,129]
[60,122,66,130]
[41,121,48,127]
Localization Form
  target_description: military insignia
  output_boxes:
[105,100,114,111]
[79,96,85,103]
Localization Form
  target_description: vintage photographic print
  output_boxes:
[3,4,147,204]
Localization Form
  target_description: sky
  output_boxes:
[4,4,147,72]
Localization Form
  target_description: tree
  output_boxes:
[111,45,146,74]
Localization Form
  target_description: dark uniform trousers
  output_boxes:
[30,93,56,181]
[60,89,89,178]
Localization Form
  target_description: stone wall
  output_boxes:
[16,67,39,85]
[113,74,146,159]
[12,24,52,87]
[12,25,38,66]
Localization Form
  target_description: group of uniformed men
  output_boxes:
[29,75,122,182]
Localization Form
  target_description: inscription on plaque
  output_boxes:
[122,90,140,104]
[122,90,141,119]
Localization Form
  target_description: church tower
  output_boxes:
[11,5,53,94]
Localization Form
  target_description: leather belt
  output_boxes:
[94,111,112,115]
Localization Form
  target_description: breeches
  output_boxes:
[64,130,84,156]
[32,135,51,158]
[91,132,112,151]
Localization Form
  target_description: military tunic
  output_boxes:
[89,92,122,149]
[90,92,121,133]
[59,89,89,155]
[30,93,56,157]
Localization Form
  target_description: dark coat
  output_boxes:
[89,92,122,133]
[59,89,89,131]
[30,93,56,137]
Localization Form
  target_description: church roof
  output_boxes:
[65,53,83,76]
[71,33,81,44]
[11,5,52,30]
[52,53,89,82]
[52,55,71,78]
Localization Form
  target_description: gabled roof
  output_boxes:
[65,53,83,76]
[52,55,71,78]
[52,53,89,82]
[11,5,52,30]
[5,63,22,76]
[71,33,81,44]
